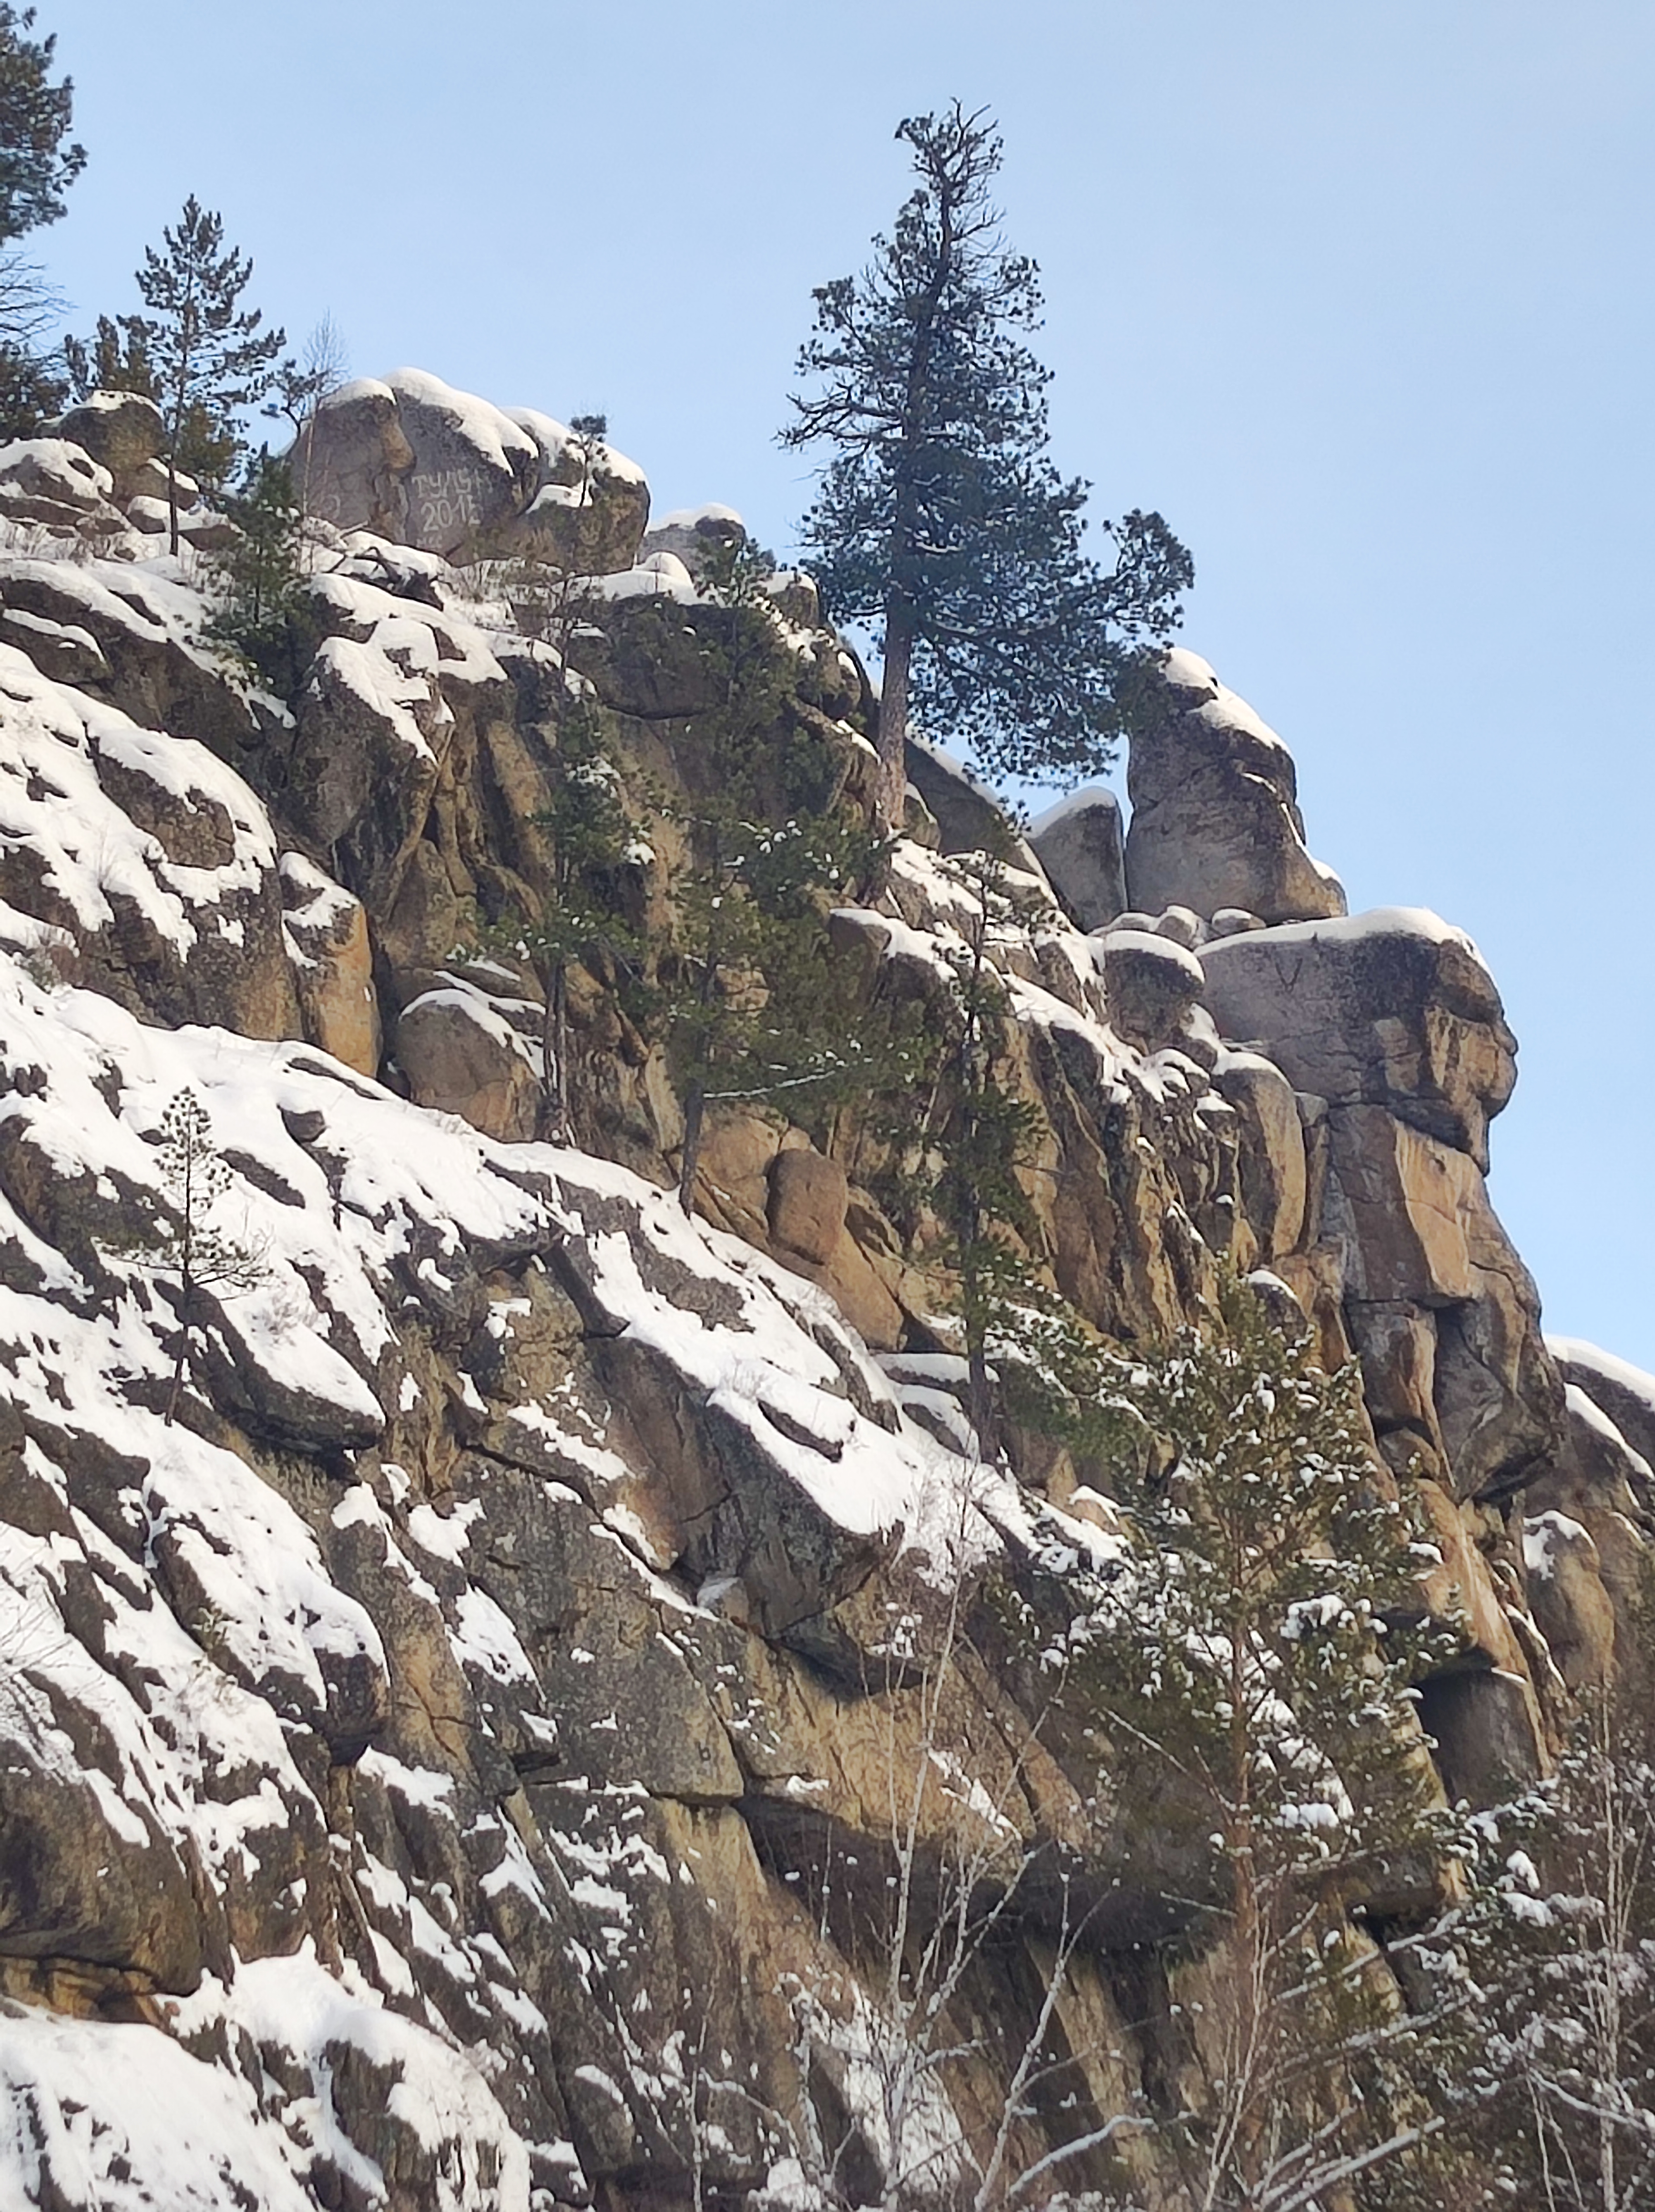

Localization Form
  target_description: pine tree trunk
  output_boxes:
[677,1081,706,1216]
[166,453,181,558]
[876,595,915,832]
[538,961,570,1144]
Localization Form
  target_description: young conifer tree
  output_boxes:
[112,196,284,552]
[492,697,642,1146]
[206,445,305,692]
[784,102,1192,825]
[660,529,884,1211]
[1467,1681,1655,2212]
[1061,1277,1474,2212]
[0,4,82,245]
[103,1089,267,1425]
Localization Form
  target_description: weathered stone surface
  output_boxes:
[395,986,540,1141]
[295,376,417,538]
[1524,1384,1655,1680]
[1099,927,1205,1051]
[767,1147,848,1265]
[1211,1048,1306,1261]
[488,408,651,576]
[49,390,165,492]
[1524,1509,1619,1691]
[1548,1337,1655,1476]
[1124,648,1346,923]
[1417,1663,1544,1808]
[1201,907,1517,1171]
[303,369,539,556]
[1028,786,1126,931]
[0,556,271,763]
[1327,1106,1479,1305]
[1430,1196,1564,1502]
[1346,1299,1449,1481]
[0,437,113,520]
[301,372,654,576]
[279,853,380,1076]
[0,641,300,1038]
[903,737,1048,877]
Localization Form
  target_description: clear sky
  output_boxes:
[44,0,1655,1370]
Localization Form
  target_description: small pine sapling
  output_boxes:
[485,699,643,1144]
[205,446,305,692]
[105,1089,267,1424]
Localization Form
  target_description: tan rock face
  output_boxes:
[49,391,165,496]
[1124,649,1346,924]
[1524,1383,1655,1686]
[279,854,381,1075]
[1211,1048,1307,1261]
[768,1147,848,1264]
[1029,787,1126,932]
[1201,906,1517,1171]
[1327,1106,1479,1304]
[395,987,540,1141]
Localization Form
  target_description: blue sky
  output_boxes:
[45,0,1655,1367]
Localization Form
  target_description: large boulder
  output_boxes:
[903,737,1047,878]
[48,389,165,497]
[300,369,650,571]
[1200,907,1516,1172]
[279,853,381,1076]
[1028,786,1126,931]
[0,641,300,1037]
[1524,1383,1655,1685]
[502,407,651,575]
[1098,927,1205,1054]
[394,982,541,1142]
[0,438,123,537]
[1548,1337,1655,1475]
[1124,648,1345,924]
[299,369,526,553]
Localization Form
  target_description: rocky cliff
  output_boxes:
[0,370,1647,2211]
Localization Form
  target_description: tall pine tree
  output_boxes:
[0,5,81,245]
[783,102,1192,825]
[0,5,83,432]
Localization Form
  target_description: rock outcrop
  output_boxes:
[1029,785,1126,930]
[301,369,650,571]
[1124,647,1345,923]
[0,364,1644,2212]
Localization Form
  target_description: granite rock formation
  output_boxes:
[0,372,1645,2212]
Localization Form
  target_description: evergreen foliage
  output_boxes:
[0,5,82,246]
[102,1089,266,1426]
[656,529,887,1211]
[784,101,1192,821]
[204,446,306,693]
[1467,1681,1655,2211]
[87,196,285,551]
[485,697,642,1144]
[1057,1277,1474,2211]
[0,8,80,432]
